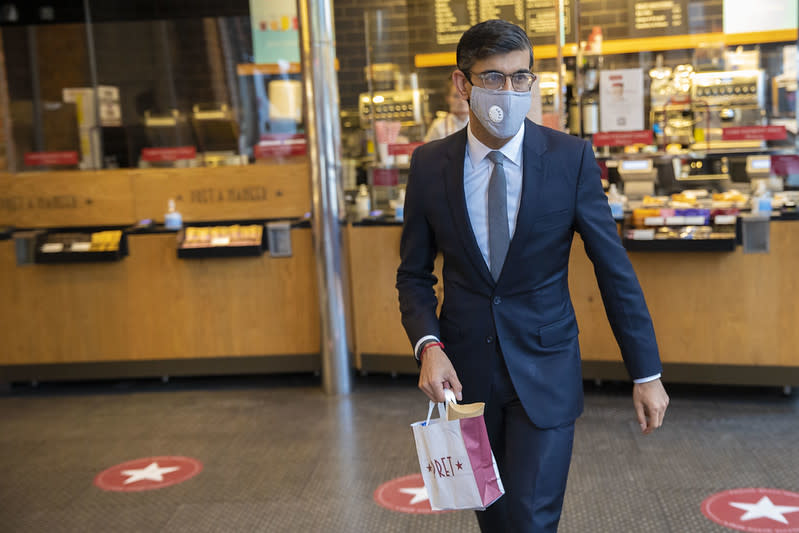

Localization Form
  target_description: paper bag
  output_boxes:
[410,389,504,511]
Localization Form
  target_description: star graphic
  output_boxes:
[120,462,180,485]
[455,461,463,470]
[729,496,799,524]
[426,463,433,472]
[399,486,429,505]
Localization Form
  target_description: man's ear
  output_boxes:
[452,70,470,99]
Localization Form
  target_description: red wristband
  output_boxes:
[419,341,445,363]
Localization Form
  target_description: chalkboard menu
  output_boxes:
[478,0,525,25]
[410,0,723,57]
[629,0,688,36]
[527,0,572,38]
[435,0,479,45]
[417,0,574,53]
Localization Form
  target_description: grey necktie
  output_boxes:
[486,151,509,281]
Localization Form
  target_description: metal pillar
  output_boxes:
[297,0,352,395]
[82,0,103,168]
[555,0,565,131]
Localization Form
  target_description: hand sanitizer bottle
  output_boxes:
[607,183,625,220]
[355,184,371,220]
[751,182,771,217]
[164,198,183,230]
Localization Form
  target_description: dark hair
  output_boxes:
[456,20,533,74]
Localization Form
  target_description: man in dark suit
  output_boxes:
[396,20,669,532]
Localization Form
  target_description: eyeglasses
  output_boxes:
[465,70,537,92]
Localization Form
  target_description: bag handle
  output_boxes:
[425,388,458,425]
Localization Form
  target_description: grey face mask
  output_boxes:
[469,85,531,139]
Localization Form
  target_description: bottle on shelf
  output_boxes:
[751,182,772,217]
[355,184,371,220]
[390,186,406,221]
[164,198,183,230]
[606,183,626,220]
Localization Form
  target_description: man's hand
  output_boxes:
[418,345,463,403]
[633,378,669,435]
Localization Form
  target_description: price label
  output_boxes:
[41,242,64,253]
[211,236,231,247]
[722,126,787,141]
[628,229,655,240]
[714,215,737,225]
[70,242,92,252]
[644,217,665,226]
[24,151,79,167]
[387,142,424,156]
[141,147,197,162]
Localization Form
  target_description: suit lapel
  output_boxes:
[501,120,549,279]
[444,130,495,287]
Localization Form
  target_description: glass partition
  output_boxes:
[0,0,796,190]
[0,1,306,172]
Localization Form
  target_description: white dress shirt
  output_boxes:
[464,123,525,272]
[414,122,660,384]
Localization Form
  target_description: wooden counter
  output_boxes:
[0,160,318,382]
[348,223,799,386]
[0,229,320,380]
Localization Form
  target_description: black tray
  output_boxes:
[623,238,737,252]
[177,244,264,259]
[34,233,129,263]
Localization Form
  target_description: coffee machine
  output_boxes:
[690,70,766,149]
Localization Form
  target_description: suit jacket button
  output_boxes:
[493,296,501,305]
[485,336,493,344]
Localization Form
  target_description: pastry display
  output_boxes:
[181,224,263,249]
[90,230,122,252]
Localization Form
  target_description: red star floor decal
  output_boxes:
[374,474,445,514]
[702,488,799,532]
[94,456,203,492]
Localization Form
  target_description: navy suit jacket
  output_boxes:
[396,119,662,428]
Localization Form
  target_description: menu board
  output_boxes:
[435,0,479,45]
[429,0,572,50]
[415,0,725,58]
[629,0,688,36]
[526,0,571,39]
[478,0,525,25]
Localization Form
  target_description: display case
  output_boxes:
[33,229,128,263]
[177,223,265,259]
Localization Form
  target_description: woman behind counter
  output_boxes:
[424,78,470,142]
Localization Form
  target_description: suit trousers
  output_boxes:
[475,344,575,533]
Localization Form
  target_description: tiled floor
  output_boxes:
[0,374,797,532]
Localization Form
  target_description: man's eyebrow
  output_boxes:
[477,69,531,74]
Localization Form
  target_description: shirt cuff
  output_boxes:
[633,373,661,384]
[414,335,440,360]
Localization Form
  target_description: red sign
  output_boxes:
[772,155,799,176]
[593,130,653,147]
[722,126,787,141]
[374,474,442,514]
[701,488,799,532]
[24,151,79,167]
[372,167,399,186]
[94,456,203,492]
[141,147,197,162]
[255,134,307,158]
[388,142,424,156]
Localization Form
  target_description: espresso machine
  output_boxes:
[690,70,766,149]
